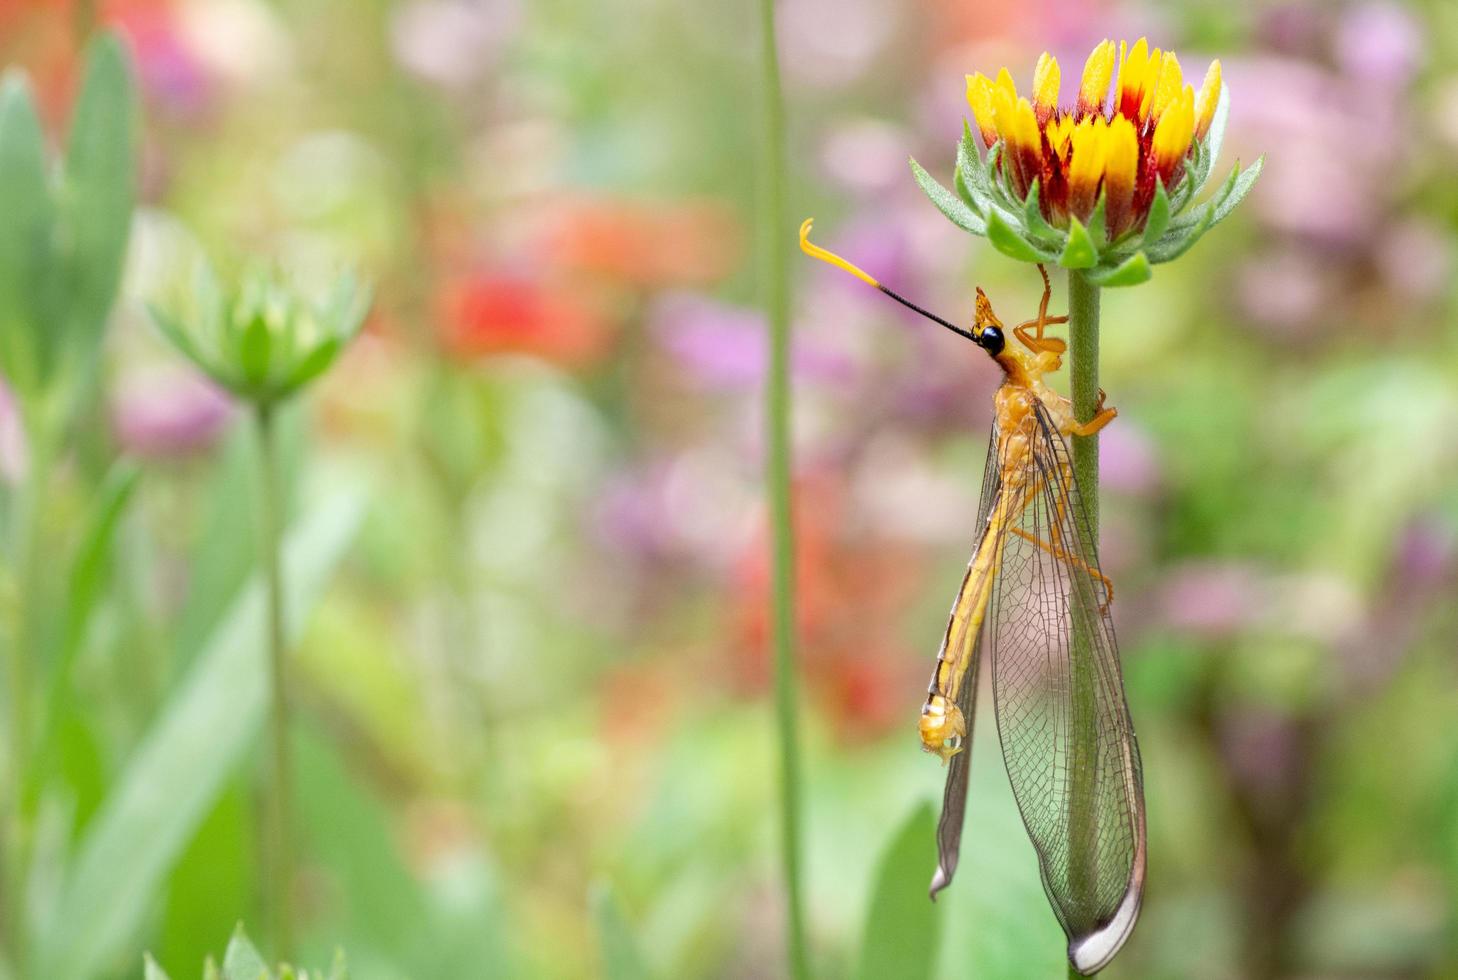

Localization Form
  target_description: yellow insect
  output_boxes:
[800,219,1146,976]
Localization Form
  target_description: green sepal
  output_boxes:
[910,156,985,235]
[1019,180,1061,243]
[221,925,270,980]
[284,337,343,393]
[1086,251,1152,288]
[1162,162,1239,238]
[1203,156,1263,230]
[1148,157,1261,263]
[1147,203,1213,264]
[986,209,1055,263]
[1140,181,1172,248]
[236,311,274,389]
[1057,216,1098,269]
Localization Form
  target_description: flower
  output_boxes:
[440,273,612,368]
[543,197,740,290]
[150,263,370,407]
[112,367,232,458]
[913,37,1262,286]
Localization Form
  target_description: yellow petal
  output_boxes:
[1033,52,1060,121]
[1114,37,1148,117]
[1195,59,1222,140]
[1046,114,1075,159]
[1152,90,1194,176]
[1149,51,1184,123]
[1137,49,1164,124]
[1078,39,1116,115]
[1104,114,1139,201]
[994,66,1018,101]
[1008,96,1040,157]
[966,72,999,144]
[1067,117,1106,217]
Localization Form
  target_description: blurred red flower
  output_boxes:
[439,274,613,368]
[732,471,925,743]
[544,198,741,289]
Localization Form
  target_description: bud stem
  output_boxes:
[1067,270,1101,978]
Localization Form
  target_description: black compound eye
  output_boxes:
[978,325,1005,355]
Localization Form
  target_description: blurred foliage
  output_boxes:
[145,925,347,980]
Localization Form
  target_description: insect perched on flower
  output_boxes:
[800,220,1147,976]
[913,38,1262,287]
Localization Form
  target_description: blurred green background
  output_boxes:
[2,0,1457,977]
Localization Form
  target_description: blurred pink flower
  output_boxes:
[111,1,214,117]
[1225,56,1400,244]
[1375,220,1452,301]
[112,367,233,458]
[1159,561,1263,639]
[650,293,856,392]
[818,118,915,196]
[1335,2,1423,90]
[1098,420,1161,497]
[778,0,892,89]
[1393,515,1456,587]
[1235,247,1331,333]
[390,0,519,89]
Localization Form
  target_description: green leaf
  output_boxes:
[985,210,1055,263]
[222,926,270,980]
[0,72,58,392]
[144,953,172,980]
[32,478,368,980]
[1057,216,1098,270]
[1086,251,1152,288]
[1140,181,1172,248]
[593,885,653,980]
[854,803,941,980]
[29,461,140,801]
[60,32,137,352]
[910,157,985,236]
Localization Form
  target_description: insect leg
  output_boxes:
[1013,263,1069,353]
[1007,525,1115,611]
[1067,389,1116,437]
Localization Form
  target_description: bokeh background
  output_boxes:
[2,0,1457,977]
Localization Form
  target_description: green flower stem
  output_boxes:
[1066,270,1100,979]
[758,0,810,976]
[255,403,295,960]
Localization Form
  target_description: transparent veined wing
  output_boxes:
[987,401,1146,976]
[928,421,1005,899]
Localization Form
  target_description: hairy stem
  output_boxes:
[758,0,810,976]
[1067,270,1100,979]
[256,404,294,959]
